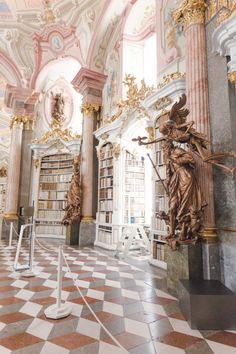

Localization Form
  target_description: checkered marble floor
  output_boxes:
[0,239,235,354]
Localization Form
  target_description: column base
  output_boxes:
[81,216,94,222]
[200,227,218,244]
[166,243,203,298]
[202,242,221,280]
[65,221,80,246]
[79,219,95,247]
[4,213,18,220]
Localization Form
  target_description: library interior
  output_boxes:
[0,0,235,353]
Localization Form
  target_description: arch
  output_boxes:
[0,49,22,87]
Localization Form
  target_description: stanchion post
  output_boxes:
[6,222,15,250]
[44,245,71,319]
[21,225,37,277]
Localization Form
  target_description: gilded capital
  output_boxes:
[112,144,121,159]
[173,0,207,29]
[81,102,100,115]
[9,115,30,130]
[228,71,236,84]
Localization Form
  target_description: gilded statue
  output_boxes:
[62,155,81,225]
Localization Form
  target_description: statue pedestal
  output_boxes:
[79,220,95,247]
[179,279,236,330]
[65,221,80,246]
[166,243,203,298]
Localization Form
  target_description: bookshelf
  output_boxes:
[96,143,114,246]
[0,180,6,215]
[36,153,73,238]
[124,151,145,224]
[150,118,168,269]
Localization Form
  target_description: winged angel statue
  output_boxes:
[133,94,235,249]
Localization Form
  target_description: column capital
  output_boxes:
[228,71,236,84]
[173,0,207,29]
[81,101,100,115]
[9,115,29,129]
[72,68,107,106]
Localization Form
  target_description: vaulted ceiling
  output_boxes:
[0,0,156,88]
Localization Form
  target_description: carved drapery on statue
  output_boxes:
[51,92,65,128]
[133,94,235,249]
[62,155,81,225]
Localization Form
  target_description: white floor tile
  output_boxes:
[20,301,42,316]
[15,289,34,300]
[27,318,53,340]
[105,280,121,288]
[121,289,140,300]
[81,265,94,272]
[87,289,104,300]
[206,339,236,354]
[40,341,70,354]
[11,279,28,288]
[43,279,57,288]
[125,318,151,339]
[103,301,124,317]
[92,272,106,279]
[66,302,83,316]
[75,279,90,288]
[0,345,12,354]
[142,301,166,316]
[51,289,70,300]
[119,272,133,279]
[99,341,126,354]
[155,289,177,300]
[169,318,203,338]
[77,318,101,339]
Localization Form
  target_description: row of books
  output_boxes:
[37,210,65,219]
[126,160,144,167]
[156,196,169,212]
[100,151,113,160]
[100,167,113,177]
[99,200,113,212]
[40,174,72,183]
[42,154,72,161]
[97,230,112,244]
[100,189,113,199]
[155,218,168,232]
[41,161,72,168]
[152,241,165,261]
[100,177,113,188]
[40,167,72,175]
[36,224,66,236]
[99,211,112,223]
[100,159,113,168]
[125,184,145,197]
[40,182,69,191]
[125,172,144,179]
[126,166,144,173]
[124,217,145,224]
[38,200,66,210]
[39,191,67,200]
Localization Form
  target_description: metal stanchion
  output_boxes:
[6,222,15,250]
[44,245,71,319]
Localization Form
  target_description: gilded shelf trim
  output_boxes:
[32,127,81,144]
[10,115,30,130]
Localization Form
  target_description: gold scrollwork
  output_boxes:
[0,166,7,178]
[112,144,121,159]
[32,127,81,144]
[101,133,109,142]
[157,73,186,90]
[81,102,100,115]
[228,71,236,84]
[173,0,207,29]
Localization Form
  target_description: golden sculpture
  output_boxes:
[62,155,81,225]
[157,73,186,90]
[51,92,65,128]
[32,127,81,144]
[133,94,235,249]
[0,167,7,178]
[173,0,207,29]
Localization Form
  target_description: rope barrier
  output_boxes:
[62,251,129,354]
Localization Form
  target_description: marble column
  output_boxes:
[4,118,24,219]
[72,68,107,246]
[80,102,99,222]
[174,0,220,279]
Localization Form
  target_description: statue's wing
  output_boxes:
[169,94,189,124]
